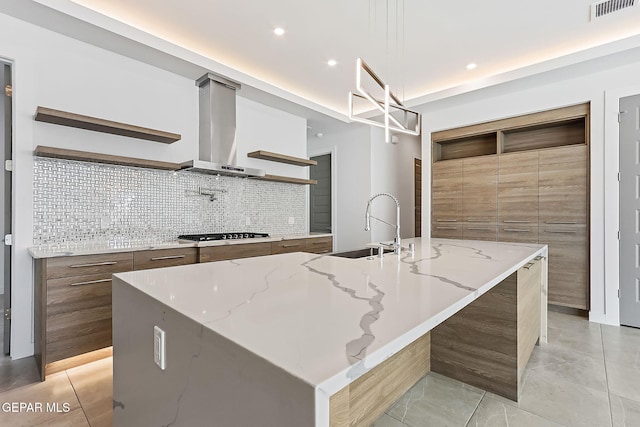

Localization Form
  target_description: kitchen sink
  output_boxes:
[328,247,394,259]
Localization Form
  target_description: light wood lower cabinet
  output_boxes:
[539,225,588,310]
[271,238,307,254]
[198,242,272,262]
[35,252,133,380]
[432,223,463,239]
[133,247,197,270]
[498,225,539,244]
[305,236,333,254]
[463,224,497,241]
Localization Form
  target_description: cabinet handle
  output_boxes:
[467,228,494,231]
[282,244,300,248]
[466,220,487,223]
[150,255,186,261]
[70,278,111,287]
[503,220,531,223]
[69,261,117,268]
[545,230,577,234]
[523,262,535,270]
[311,241,327,245]
[436,227,456,230]
[545,221,577,225]
[503,228,530,232]
[436,219,458,223]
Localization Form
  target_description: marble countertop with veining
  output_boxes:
[113,237,546,397]
[28,233,333,259]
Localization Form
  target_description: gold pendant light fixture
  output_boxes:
[348,0,421,143]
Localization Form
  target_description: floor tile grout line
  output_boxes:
[463,390,485,427]
[601,324,615,427]
[65,369,92,427]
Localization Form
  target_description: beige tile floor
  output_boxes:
[0,311,637,426]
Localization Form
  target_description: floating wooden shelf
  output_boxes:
[247,150,317,166]
[34,106,181,144]
[34,146,181,171]
[256,174,317,185]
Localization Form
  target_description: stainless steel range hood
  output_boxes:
[180,73,265,177]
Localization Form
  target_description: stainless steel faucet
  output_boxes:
[364,193,401,254]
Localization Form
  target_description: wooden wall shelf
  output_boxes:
[247,150,317,166]
[34,146,181,171]
[34,106,181,144]
[256,174,317,185]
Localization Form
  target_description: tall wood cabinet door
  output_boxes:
[462,156,498,224]
[539,225,588,310]
[432,160,463,224]
[498,152,539,226]
[539,145,587,225]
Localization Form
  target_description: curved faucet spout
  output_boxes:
[364,193,401,254]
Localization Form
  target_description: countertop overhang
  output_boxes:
[112,237,547,396]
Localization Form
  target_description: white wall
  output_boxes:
[308,125,372,251]
[370,129,421,243]
[0,12,307,359]
[237,97,307,179]
[416,49,640,326]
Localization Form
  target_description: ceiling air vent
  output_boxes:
[591,0,636,19]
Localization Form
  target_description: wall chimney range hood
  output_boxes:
[180,73,265,177]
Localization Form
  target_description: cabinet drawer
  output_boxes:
[46,304,112,345]
[539,225,588,309]
[305,237,333,254]
[463,224,497,241]
[47,273,112,316]
[199,242,272,263]
[134,247,197,270]
[272,239,307,254]
[46,328,112,364]
[498,225,539,244]
[431,224,463,239]
[46,252,133,279]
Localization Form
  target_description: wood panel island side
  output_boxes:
[111,237,547,427]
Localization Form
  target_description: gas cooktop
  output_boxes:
[178,232,270,242]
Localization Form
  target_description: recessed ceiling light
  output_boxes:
[466,63,477,70]
[274,27,285,36]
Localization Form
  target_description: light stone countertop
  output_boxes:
[27,233,333,259]
[113,237,546,399]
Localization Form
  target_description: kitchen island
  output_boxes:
[112,237,547,427]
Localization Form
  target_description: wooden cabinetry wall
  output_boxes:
[431,104,589,310]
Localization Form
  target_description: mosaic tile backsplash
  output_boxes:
[33,157,307,246]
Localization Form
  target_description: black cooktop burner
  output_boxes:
[178,232,270,242]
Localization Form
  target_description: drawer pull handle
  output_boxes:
[69,261,117,268]
[466,220,487,223]
[545,221,577,225]
[436,219,458,223]
[504,229,530,232]
[282,244,300,248]
[546,230,577,234]
[150,255,186,261]
[312,241,327,245]
[523,262,535,270]
[467,228,493,231]
[503,220,531,223]
[70,278,111,287]
[436,227,456,230]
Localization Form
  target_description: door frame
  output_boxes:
[308,147,337,252]
[603,84,640,326]
[1,59,12,354]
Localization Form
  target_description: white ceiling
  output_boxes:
[9,0,640,121]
